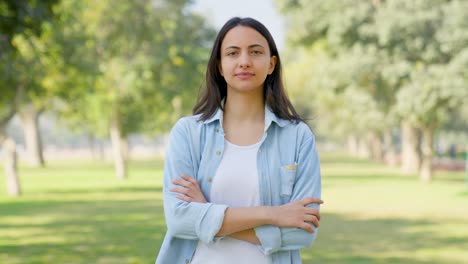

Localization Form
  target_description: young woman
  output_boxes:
[156,17,322,264]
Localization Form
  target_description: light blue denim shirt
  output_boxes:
[155,106,322,264]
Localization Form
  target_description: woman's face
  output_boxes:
[218,26,277,95]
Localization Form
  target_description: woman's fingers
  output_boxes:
[305,207,320,220]
[299,197,324,206]
[172,178,192,188]
[181,174,199,186]
[171,175,207,203]
[299,215,318,233]
[173,175,201,189]
[170,187,188,195]
[304,214,319,228]
[175,195,192,202]
[300,222,315,233]
[170,187,201,200]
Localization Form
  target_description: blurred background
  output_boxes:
[1,0,467,263]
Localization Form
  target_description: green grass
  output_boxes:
[1,154,467,264]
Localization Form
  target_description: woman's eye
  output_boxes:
[251,50,263,55]
[227,51,237,56]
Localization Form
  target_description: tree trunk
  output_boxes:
[383,130,398,166]
[87,133,105,160]
[98,140,105,160]
[19,104,45,167]
[369,131,384,162]
[420,126,434,183]
[3,137,21,196]
[357,136,371,159]
[121,137,129,161]
[401,121,421,174]
[110,117,127,180]
[1,84,23,196]
[88,133,96,160]
[347,135,359,157]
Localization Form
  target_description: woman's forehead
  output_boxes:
[221,26,269,49]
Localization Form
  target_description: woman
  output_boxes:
[156,17,322,264]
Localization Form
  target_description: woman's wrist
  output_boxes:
[262,206,276,226]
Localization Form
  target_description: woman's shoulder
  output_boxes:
[282,120,316,141]
[269,109,314,139]
[172,114,205,132]
[281,119,312,132]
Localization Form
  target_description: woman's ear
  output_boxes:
[268,56,277,74]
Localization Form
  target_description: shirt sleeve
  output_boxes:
[162,118,228,244]
[255,130,322,255]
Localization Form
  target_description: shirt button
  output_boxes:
[216,150,221,155]
[185,259,190,264]
[207,178,212,182]
[216,128,219,133]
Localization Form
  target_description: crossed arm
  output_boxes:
[163,120,322,253]
[170,174,323,245]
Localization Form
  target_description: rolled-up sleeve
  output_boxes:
[255,130,322,254]
[163,118,228,244]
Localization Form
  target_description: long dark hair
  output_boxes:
[193,17,303,123]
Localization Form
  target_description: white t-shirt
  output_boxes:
[191,139,270,264]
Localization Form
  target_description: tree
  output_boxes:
[0,0,60,196]
[50,0,214,179]
[277,0,468,181]
[11,31,51,168]
[279,1,396,161]
[374,0,468,181]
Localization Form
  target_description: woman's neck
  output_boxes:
[222,92,265,145]
[224,92,264,123]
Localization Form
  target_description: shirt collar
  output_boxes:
[203,106,223,125]
[264,105,290,130]
[202,100,290,130]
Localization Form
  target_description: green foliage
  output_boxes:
[277,0,468,140]
[50,0,214,137]
[0,0,60,126]
[1,0,213,138]
[395,64,467,128]
[0,0,59,48]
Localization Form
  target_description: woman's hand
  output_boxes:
[171,176,322,233]
[170,174,207,203]
[270,197,323,233]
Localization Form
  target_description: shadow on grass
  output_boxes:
[302,213,468,264]
[18,159,165,174]
[320,155,376,165]
[28,186,163,195]
[320,152,466,184]
[2,202,468,264]
[0,195,166,264]
[432,171,466,183]
[324,174,416,181]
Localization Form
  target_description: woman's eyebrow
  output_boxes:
[248,44,265,49]
[224,44,265,50]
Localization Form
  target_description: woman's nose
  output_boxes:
[238,52,252,68]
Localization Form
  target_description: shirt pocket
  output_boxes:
[280,163,297,197]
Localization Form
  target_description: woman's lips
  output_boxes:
[235,72,255,79]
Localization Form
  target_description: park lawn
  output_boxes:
[1,153,467,264]
[306,153,468,264]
